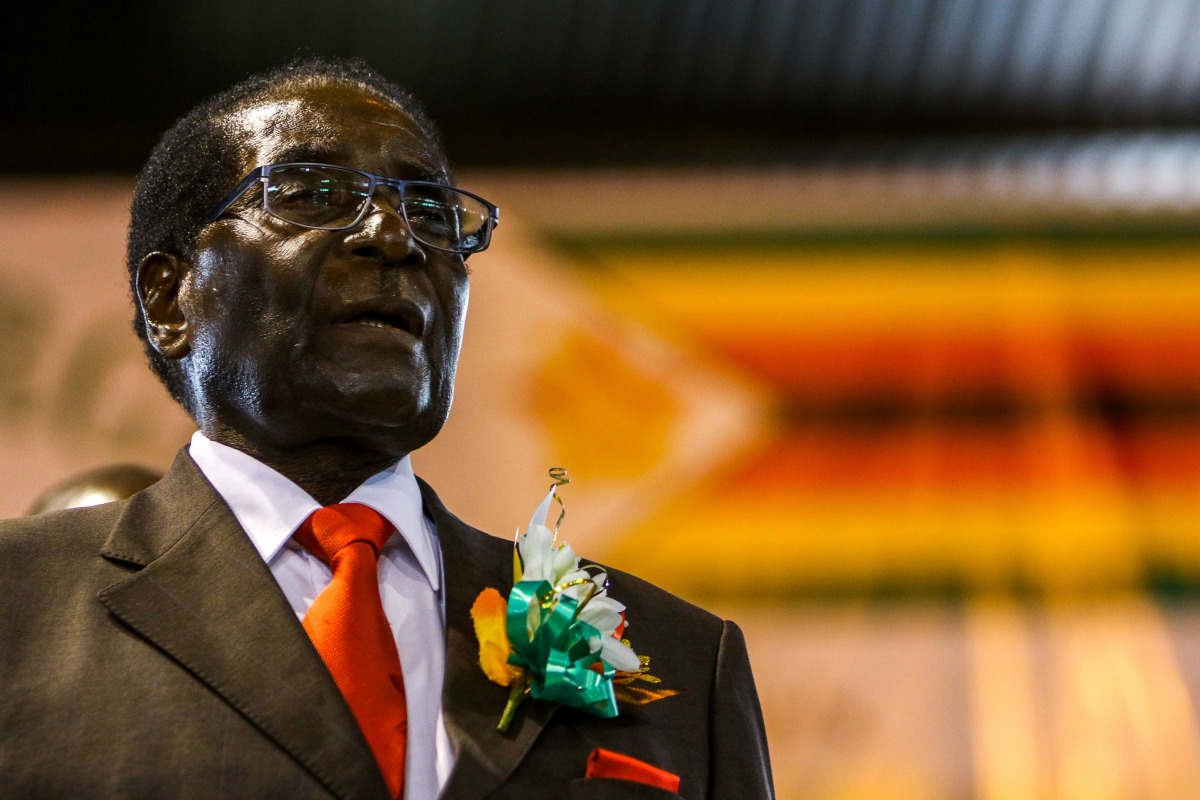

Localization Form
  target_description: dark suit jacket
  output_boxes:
[0,448,773,799]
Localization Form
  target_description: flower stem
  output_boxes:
[497,678,527,733]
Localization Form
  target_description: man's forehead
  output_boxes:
[222,83,447,179]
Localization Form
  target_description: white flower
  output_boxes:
[515,483,640,672]
[518,486,583,586]
[550,542,579,585]
[517,522,559,583]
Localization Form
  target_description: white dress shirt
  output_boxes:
[188,431,454,800]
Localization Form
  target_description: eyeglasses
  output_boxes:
[206,162,499,254]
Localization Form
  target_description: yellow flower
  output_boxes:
[471,588,522,687]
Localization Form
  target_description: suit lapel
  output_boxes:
[98,449,390,800]
[418,479,558,800]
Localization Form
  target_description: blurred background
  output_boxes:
[8,1,1200,797]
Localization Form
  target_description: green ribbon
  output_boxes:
[505,580,618,719]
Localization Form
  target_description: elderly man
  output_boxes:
[0,59,772,800]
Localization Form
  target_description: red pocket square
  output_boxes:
[585,748,681,793]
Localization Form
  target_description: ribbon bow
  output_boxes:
[505,579,618,719]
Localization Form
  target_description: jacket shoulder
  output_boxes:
[0,502,125,561]
[0,502,132,619]
[599,559,724,635]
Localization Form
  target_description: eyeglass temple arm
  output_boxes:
[206,167,266,223]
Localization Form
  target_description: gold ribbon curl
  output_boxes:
[548,467,570,533]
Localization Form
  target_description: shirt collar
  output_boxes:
[187,431,440,591]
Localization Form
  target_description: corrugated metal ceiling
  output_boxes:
[7,0,1200,169]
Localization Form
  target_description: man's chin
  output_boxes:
[305,389,448,448]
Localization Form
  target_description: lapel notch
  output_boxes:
[99,449,391,800]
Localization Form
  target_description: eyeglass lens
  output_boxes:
[262,164,490,252]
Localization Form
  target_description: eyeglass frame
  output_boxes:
[205,162,500,254]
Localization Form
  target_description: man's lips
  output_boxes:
[332,297,427,337]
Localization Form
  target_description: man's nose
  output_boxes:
[344,196,426,267]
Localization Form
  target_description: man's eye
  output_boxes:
[407,200,447,219]
[272,183,362,206]
[406,201,460,231]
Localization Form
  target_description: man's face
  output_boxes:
[176,81,469,458]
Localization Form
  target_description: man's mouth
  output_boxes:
[335,298,427,337]
[344,311,416,333]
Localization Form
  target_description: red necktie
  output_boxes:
[292,503,407,799]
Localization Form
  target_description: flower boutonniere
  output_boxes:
[470,469,656,732]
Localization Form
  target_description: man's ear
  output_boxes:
[136,251,191,359]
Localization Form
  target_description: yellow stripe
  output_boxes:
[579,244,1200,332]
[603,486,1173,595]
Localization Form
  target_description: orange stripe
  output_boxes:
[693,330,1200,394]
[717,422,1200,490]
[721,424,1200,492]
[724,425,1125,491]
[1118,423,1200,482]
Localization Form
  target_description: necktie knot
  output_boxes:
[294,503,393,564]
